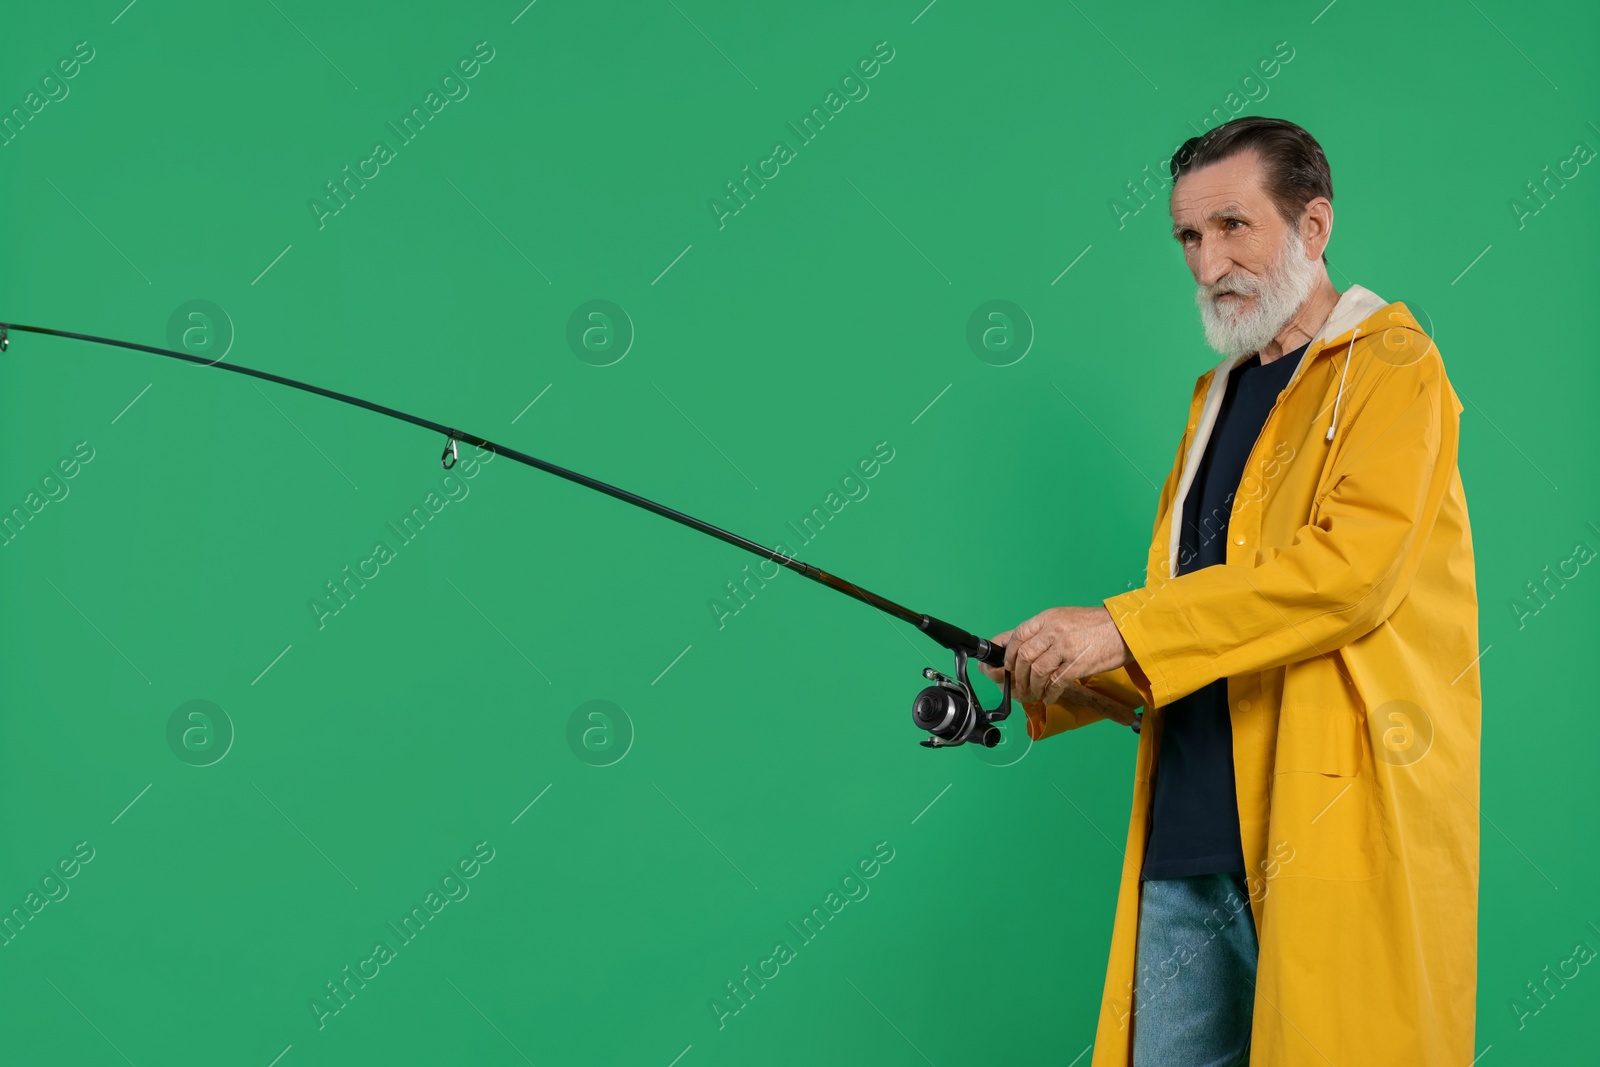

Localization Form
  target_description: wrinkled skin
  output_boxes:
[978,605,1133,707]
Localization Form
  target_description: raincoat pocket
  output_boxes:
[1269,704,1385,881]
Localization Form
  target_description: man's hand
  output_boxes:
[977,606,1134,705]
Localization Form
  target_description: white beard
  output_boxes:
[1195,226,1325,359]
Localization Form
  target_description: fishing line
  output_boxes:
[0,321,1013,747]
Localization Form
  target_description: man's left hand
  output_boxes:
[980,606,1134,705]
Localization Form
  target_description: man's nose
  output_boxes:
[1194,241,1235,288]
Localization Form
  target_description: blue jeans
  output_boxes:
[1131,872,1257,1067]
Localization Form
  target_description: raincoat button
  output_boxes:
[1240,699,1253,712]
[1235,536,1245,545]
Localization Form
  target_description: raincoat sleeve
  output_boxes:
[1104,352,1455,709]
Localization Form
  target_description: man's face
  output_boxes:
[1171,149,1323,358]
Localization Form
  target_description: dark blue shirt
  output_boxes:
[1139,340,1309,881]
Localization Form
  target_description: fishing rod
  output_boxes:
[0,321,1012,748]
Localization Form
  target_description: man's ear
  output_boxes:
[1300,197,1333,259]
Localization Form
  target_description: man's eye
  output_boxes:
[1226,220,1244,230]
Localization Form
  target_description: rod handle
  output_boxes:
[918,615,1006,667]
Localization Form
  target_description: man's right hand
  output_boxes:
[979,633,1140,727]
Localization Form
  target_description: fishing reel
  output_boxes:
[912,646,1012,748]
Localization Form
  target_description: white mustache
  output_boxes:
[1206,277,1260,299]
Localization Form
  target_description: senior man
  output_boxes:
[981,116,1480,1066]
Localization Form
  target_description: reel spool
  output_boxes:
[911,647,1012,748]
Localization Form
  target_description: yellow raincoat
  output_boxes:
[1024,285,1480,1065]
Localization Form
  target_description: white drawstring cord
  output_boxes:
[1325,327,1357,442]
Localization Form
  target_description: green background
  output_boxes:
[2,1,1596,1063]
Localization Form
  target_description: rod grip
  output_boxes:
[918,615,1006,667]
